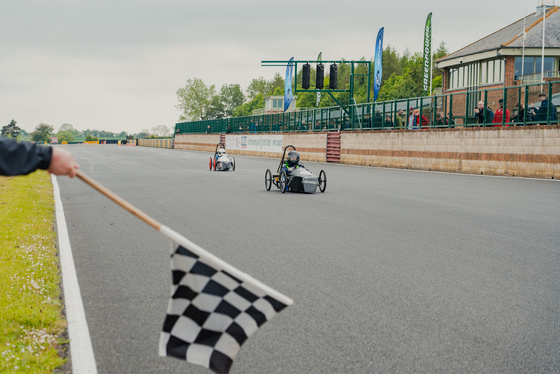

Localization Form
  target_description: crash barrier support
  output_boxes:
[174,80,560,135]
[174,125,560,179]
[137,138,174,149]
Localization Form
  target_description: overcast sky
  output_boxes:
[0,0,548,134]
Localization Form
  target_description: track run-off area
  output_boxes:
[56,145,560,373]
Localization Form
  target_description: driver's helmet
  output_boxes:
[287,151,300,167]
[218,148,226,156]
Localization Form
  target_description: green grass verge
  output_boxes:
[0,171,67,372]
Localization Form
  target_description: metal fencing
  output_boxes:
[175,81,560,134]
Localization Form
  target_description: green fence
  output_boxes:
[175,81,560,135]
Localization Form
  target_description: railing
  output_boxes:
[175,81,560,135]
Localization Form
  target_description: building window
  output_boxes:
[514,56,556,80]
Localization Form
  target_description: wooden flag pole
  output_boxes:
[75,170,162,231]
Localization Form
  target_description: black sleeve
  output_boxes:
[0,137,53,176]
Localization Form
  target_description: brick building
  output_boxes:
[435,2,560,121]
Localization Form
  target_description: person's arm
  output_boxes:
[505,109,511,123]
[0,138,52,176]
[0,137,78,177]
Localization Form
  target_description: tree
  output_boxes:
[59,123,75,132]
[135,129,151,139]
[232,93,264,117]
[176,78,216,121]
[2,119,21,139]
[246,77,268,100]
[268,73,284,94]
[432,41,448,82]
[207,95,226,119]
[219,84,245,117]
[151,125,172,137]
[31,123,54,142]
[382,46,403,83]
[56,131,75,143]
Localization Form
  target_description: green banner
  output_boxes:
[423,12,432,93]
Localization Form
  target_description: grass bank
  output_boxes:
[0,171,67,372]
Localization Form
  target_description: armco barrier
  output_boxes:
[137,138,173,148]
[174,127,560,179]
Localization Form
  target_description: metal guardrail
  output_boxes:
[175,81,560,135]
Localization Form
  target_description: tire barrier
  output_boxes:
[137,138,174,149]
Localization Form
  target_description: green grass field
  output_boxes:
[0,171,67,372]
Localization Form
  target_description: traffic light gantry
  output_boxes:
[261,59,372,116]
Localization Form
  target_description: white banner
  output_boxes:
[226,135,283,153]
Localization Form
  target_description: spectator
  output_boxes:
[362,114,372,129]
[436,113,448,127]
[492,99,510,126]
[412,109,429,129]
[341,119,350,131]
[238,124,243,132]
[513,103,529,125]
[407,107,415,129]
[206,125,211,134]
[384,115,393,129]
[474,101,494,125]
[372,110,383,130]
[0,137,79,177]
[394,109,405,129]
[226,125,231,134]
[531,93,557,124]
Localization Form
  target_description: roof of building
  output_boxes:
[437,6,560,63]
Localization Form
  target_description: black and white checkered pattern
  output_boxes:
[159,242,291,374]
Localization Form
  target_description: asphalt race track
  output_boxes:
[56,145,560,374]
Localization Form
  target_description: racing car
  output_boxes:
[209,143,235,171]
[265,145,326,193]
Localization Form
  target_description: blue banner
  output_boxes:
[373,28,384,102]
[284,57,294,112]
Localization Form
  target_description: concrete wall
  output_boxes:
[282,133,327,162]
[341,126,560,179]
[173,127,560,179]
[175,133,327,162]
[174,134,220,152]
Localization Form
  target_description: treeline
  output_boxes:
[176,42,448,122]
[1,121,174,143]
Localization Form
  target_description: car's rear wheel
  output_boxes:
[231,157,235,171]
[209,157,212,171]
[213,158,217,171]
[318,170,327,193]
[265,169,272,191]
[279,170,288,193]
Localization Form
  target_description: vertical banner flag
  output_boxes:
[373,28,384,102]
[159,226,293,374]
[316,52,322,107]
[284,57,294,112]
[423,12,432,93]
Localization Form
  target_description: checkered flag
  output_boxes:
[158,226,293,374]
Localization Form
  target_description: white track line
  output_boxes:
[52,175,98,374]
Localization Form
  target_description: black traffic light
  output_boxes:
[329,64,338,89]
[302,63,311,89]
[316,63,324,89]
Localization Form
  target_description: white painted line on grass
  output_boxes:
[52,175,98,374]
